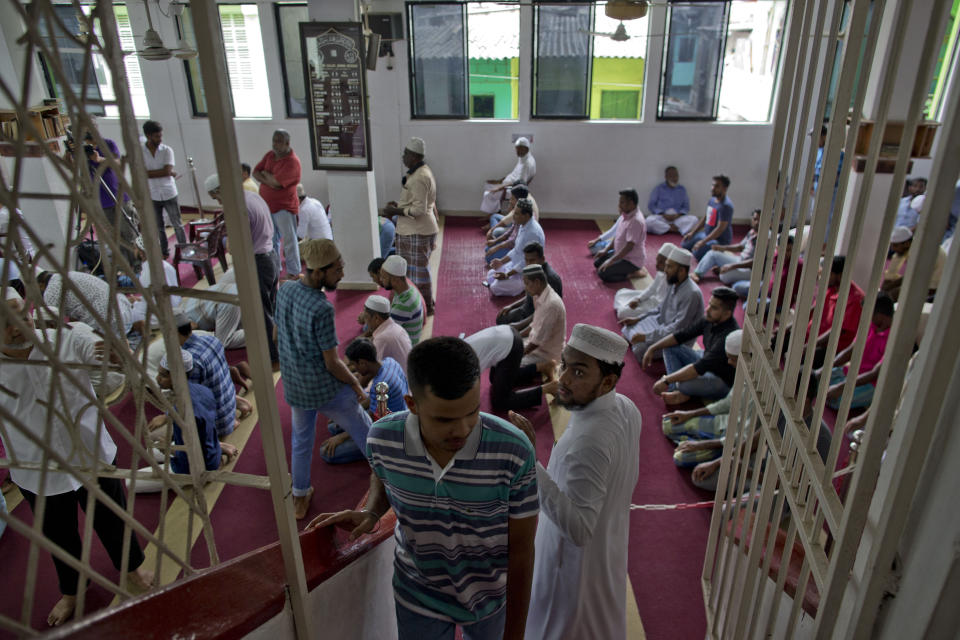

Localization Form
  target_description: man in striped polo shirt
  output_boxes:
[310,337,539,640]
[380,254,424,345]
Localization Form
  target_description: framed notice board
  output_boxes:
[299,22,372,170]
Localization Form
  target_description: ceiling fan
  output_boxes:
[583,21,631,42]
[133,0,196,61]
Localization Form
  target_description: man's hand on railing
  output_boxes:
[306,509,379,540]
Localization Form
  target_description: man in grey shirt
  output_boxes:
[620,245,702,361]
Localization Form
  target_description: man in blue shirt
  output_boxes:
[647,166,696,236]
[275,238,372,519]
[175,315,237,440]
[682,174,734,260]
[485,199,545,297]
[319,338,410,464]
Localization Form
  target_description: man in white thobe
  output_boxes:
[512,323,641,640]
[295,184,333,241]
[614,242,675,320]
[622,245,703,361]
[481,137,537,215]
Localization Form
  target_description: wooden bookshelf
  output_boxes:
[0,103,69,157]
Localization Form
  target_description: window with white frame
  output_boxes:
[181,4,272,118]
[36,4,149,118]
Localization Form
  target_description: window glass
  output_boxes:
[533,4,592,117]
[590,2,648,120]
[181,4,271,118]
[467,3,519,119]
[659,1,728,119]
[927,0,960,119]
[408,3,468,118]
[36,4,149,118]
[276,3,309,117]
[717,1,788,122]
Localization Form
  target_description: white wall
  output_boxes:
[85,0,781,223]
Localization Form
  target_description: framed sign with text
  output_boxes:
[299,22,372,170]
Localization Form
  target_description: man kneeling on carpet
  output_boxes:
[132,349,239,493]
[319,338,410,464]
[642,287,740,405]
[661,330,742,472]
[310,337,538,640]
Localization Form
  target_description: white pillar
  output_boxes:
[308,0,379,289]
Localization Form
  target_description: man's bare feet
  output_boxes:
[293,486,315,520]
[220,442,240,467]
[690,273,701,284]
[47,595,76,626]
[661,390,691,405]
[535,359,558,381]
[542,380,560,397]
[128,566,155,592]
[236,396,253,420]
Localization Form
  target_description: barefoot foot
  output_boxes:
[220,442,240,467]
[47,595,76,626]
[293,486,315,520]
[661,391,691,405]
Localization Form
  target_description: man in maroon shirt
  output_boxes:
[254,130,302,279]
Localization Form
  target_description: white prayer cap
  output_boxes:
[891,226,913,243]
[204,173,220,193]
[910,193,925,212]
[514,136,531,148]
[160,348,193,373]
[668,246,693,266]
[296,183,306,198]
[135,235,145,252]
[382,255,407,277]
[567,323,629,365]
[365,294,390,314]
[725,329,743,356]
[405,137,425,155]
[658,242,677,258]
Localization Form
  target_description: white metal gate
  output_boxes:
[702,0,960,637]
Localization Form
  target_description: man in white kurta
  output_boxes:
[614,242,675,320]
[481,137,537,215]
[514,324,641,640]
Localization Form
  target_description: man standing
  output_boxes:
[682,174,734,260]
[382,138,439,314]
[380,255,425,345]
[311,337,538,640]
[295,184,332,241]
[141,120,185,258]
[362,294,412,372]
[481,137,537,218]
[621,246,703,360]
[515,324,642,640]
[1,289,153,626]
[643,287,741,405]
[82,129,141,271]
[275,239,372,519]
[205,173,279,365]
[646,166,695,235]
[254,129,302,278]
[485,200,545,296]
[594,188,647,282]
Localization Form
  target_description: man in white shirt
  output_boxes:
[513,323,642,640]
[1,288,153,626]
[130,237,180,333]
[0,205,36,260]
[465,325,556,411]
[481,137,537,219]
[295,184,332,241]
[614,242,675,321]
[38,270,134,340]
[141,120,185,258]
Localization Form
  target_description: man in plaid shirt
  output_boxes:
[275,238,372,519]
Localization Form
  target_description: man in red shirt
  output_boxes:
[804,255,864,367]
[254,129,302,279]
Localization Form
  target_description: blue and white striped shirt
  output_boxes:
[366,410,539,623]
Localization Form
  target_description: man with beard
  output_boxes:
[645,166,694,236]
[275,239,371,519]
[380,254,425,345]
[512,323,642,640]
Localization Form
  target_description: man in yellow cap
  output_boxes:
[275,238,372,519]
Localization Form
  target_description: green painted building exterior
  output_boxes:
[468,56,645,119]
